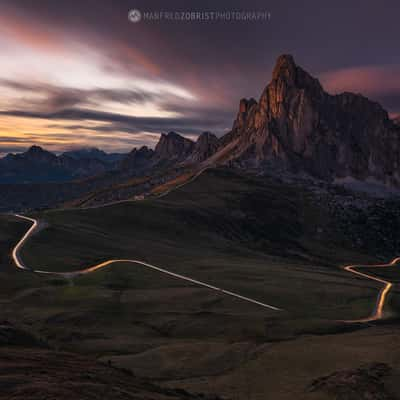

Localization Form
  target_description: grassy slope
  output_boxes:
[2,168,400,399]
[20,168,390,321]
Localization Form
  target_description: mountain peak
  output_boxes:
[197,131,217,141]
[26,145,46,154]
[269,54,323,96]
[119,145,154,171]
[211,55,400,186]
[272,54,297,81]
[163,131,182,139]
[24,145,56,162]
[155,132,194,160]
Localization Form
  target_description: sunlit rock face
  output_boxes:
[214,54,400,185]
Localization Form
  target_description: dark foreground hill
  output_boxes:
[2,171,400,399]
[0,344,220,400]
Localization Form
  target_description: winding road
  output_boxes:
[11,214,282,311]
[9,164,400,321]
[12,214,400,320]
[343,258,400,322]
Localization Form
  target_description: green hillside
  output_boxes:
[18,168,394,321]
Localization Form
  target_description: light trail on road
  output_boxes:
[343,257,400,322]
[12,214,282,311]
[13,214,400,319]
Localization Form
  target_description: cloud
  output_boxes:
[0,8,64,53]
[0,79,161,111]
[0,107,230,136]
[0,0,273,154]
[0,136,32,143]
[1,0,400,153]
[0,129,164,155]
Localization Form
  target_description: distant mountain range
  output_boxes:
[0,146,125,184]
[1,54,400,209]
[0,130,221,184]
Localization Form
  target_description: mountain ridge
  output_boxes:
[62,147,125,163]
[0,146,115,184]
[2,54,400,210]
[208,55,400,186]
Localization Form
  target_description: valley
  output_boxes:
[1,167,400,399]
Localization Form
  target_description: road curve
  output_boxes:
[11,214,282,311]
[343,257,400,322]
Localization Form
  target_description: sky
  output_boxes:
[0,0,400,155]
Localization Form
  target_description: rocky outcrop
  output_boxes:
[154,131,195,161]
[211,54,400,186]
[233,98,258,131]
[119,131,218,172]
[186,132,219,163]
[119,146,154,172]
[309,362,394,400]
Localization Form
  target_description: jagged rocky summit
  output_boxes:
[211,54,400,185]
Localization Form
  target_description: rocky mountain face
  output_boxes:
[119,58,400,187]
[154,131,195,161]
[119,146,155,172]
[210,55,400,186]
[118,131,220,173]
[151,131,221,164]
[186,132,219,163]
[0,146,115,183]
